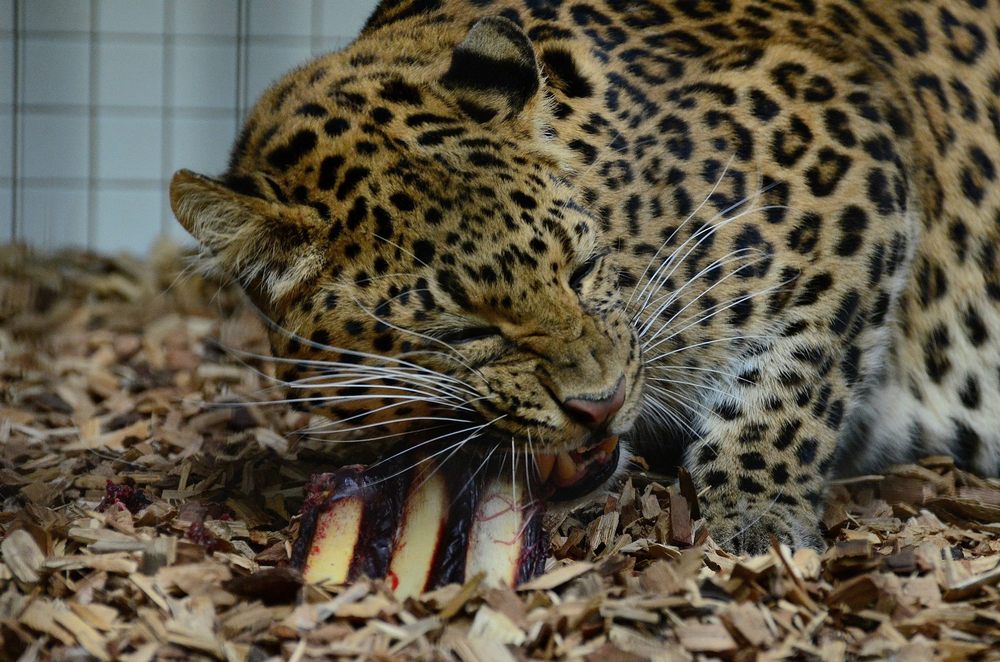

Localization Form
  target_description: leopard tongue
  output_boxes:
[536,436,619,487]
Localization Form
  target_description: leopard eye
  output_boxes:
[569,251,606,291]
[436,326,501,345]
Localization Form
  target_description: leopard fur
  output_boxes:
[171,0,1000,554]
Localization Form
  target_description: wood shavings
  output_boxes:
[2,244,1000,659]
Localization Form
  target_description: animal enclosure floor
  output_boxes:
[2,244,1000,661]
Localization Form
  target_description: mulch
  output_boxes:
[1,243,999,661]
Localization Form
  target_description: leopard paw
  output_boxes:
[703,501,826,556]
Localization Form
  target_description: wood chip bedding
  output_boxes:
[2,244,999,660]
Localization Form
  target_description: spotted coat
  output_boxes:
[171,0,1000,553]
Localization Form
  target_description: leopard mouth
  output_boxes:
[534,435,621,501]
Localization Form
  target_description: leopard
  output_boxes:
[170,0,1000,555]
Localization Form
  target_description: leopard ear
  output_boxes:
[440,16,542,123]
[170,169,328,305]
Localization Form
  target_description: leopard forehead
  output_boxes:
[230,68,605,320]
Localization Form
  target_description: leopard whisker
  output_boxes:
[297,422,455,445]
[635,247,764,337]
[645,333,770,364]
[366,414,506,474]
[640,261,778,351]
[628,153,737,310]
[634,201,786,323]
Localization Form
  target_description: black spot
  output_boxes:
[417,127,467,146]
[963,306,988,346]
[793,272,833,306]
[511,191,537,209]
[336,167,370,200]
[371,106,393,124]
[866,168,896,214]
[390,192,416,211]
[266,130,317,170]
[774,419,801,450]
[770,115,813,166]
[317,155,344,190]
[739,452,767,470]
[310,329,330,346]
[347,197,368,230]
[380,78,423,105]
[569,138,598,164]
[541,48,592,98]
[324,117,350,137]
[412,239,435,265]
[749,88,780,121]
[344,319,365,336]
[738,476,766,494]
[835,205,868,256]
[952,420,982,469]
[823,108,855,147]
[704,470,728,488]
[713,401,742,420]
[829,289,861,335]
[296,103,327,117]
[425,208,443,224]
[796,437,819,465]
[328,220,343,242]
[771,462,789,484]
[787,212,822,254]
[805,147,851,196]
[324,292,339,310]
[924,323,951,383]
[373,206,394,239]
[959,374,981,409]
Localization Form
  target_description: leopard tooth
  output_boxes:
[598,435,619,454]
[535,453,556,482]
[554,452,581,485]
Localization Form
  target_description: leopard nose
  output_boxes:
[562,376,626,429]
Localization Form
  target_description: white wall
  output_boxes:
[1,0,380,253]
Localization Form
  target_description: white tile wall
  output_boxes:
[95,0,165,34]
[171,42,237,109]
[0,185,11,241]
[5,0,382,253]
[173,4,238,37]
[96,115,163,180]
[246,43,313,103]
[94,188,164,252]
[168,115,237,176]
[248,1,314,37]
[23,0,90,33]
[22,112,90,180]
[19,186,90,247]
[23,36,90,106]
[0,110,12,179]
[0,36,14,107]
[97,41,164,107]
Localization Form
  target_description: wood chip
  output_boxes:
[3,245,1000,660]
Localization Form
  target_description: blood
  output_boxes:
[96,480,152,514]
[386,570,400,592]
[185,521,226,553]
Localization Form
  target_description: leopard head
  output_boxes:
[170,17,644,486]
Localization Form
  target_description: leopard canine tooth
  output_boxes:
[554,452,582,486]
[535,453,556,482]
[598,435,619,455]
